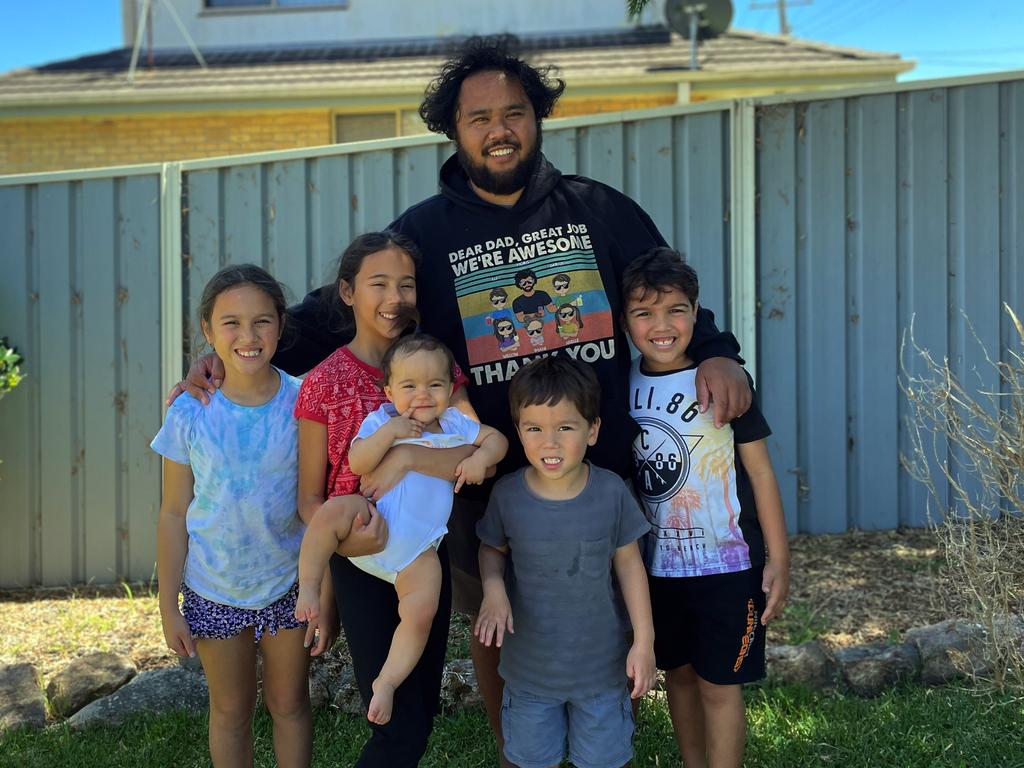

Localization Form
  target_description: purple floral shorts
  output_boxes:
[181,583,303,642]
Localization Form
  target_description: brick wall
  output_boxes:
[554,94,677,118]
[0,96,679,175]
[0,109,332,174]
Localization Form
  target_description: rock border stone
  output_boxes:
[2,613,1021,733]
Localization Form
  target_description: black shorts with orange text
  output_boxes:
[649,566,767,685]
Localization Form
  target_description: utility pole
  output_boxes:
[749,0,813,36]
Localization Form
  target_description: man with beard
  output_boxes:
[175,36,751,768]
[510,269,556,325]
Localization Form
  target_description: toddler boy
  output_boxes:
[474,356,656,768]
[621,247,790,768]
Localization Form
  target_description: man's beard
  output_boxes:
[456,128,543,197]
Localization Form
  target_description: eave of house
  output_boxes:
[0,61,913,117]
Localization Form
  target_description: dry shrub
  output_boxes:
[900,303,1024,692]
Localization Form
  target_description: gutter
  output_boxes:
[0,61,913,116]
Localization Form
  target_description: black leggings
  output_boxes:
[330,542,452,767]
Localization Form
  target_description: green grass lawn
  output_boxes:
[3,684,1020,768]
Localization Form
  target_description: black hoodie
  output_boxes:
[277,153,741,499]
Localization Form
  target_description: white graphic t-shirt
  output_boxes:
[628,359,770,578]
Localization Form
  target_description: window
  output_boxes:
[333,110,430,144]
[335,114,397,143]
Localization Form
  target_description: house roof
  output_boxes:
[0,28,912,111]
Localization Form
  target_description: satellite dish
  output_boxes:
[664,0,732,70]
[664,0,733,40]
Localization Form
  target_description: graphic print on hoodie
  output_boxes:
[452,227,613,366]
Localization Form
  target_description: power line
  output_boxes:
[748,0,814,36]
[822,0,905,39]
[797,0,863,38]
[904,47,1024,56]
[801,0,882,38]
[913,57,1024,68]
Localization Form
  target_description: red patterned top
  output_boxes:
[294,345,468,499]
[294,347,385,498]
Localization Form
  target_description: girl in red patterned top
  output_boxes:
[292,232,480,764]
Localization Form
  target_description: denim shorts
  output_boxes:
[500,683,634,768]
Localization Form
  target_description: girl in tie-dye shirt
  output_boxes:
[152,265,319,767]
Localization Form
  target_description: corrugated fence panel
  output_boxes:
[846,95,899,532]
[184,169,225,352]
[758,77,1024,533]
[674,111,730,330]
[0,186,37,586]
[577,122,625,191]
[0,172,162,586]
[799,100,849,534]
[80,179,119,582]
[949,84,1002,518]
[897,88,950,527]
[1003,82,1024,470]
[120,175,163,580]
[757,104,801,534]
[37,183,78,584]
[265,159,311,298]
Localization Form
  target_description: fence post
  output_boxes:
[729,99,758,380]
[160,162,183,408]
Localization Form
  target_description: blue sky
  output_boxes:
[0,1,1021,81]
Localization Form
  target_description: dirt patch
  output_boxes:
[0,529,946,687]
[768,528,944,649]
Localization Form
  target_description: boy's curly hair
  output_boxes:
[419,35,566,140]
[621,246,700,307]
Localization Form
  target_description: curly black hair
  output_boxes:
[621,246,700,307]
[419,35,566,140]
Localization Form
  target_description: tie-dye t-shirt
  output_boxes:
[151,369,303,609]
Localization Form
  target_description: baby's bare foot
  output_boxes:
[294,582,321,622]
[367,678,396,725]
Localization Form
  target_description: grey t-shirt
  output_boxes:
[476,464,651,699]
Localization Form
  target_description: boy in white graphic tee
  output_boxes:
[621,247,790,768]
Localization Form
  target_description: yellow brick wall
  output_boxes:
[0,109,332,174]
[554,94,677,118]
[0,96,679,175]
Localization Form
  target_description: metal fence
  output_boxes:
[0,169,164,586]
[1,71,1021,586]
[756,79,1024,532]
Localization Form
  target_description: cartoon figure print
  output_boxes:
[485,287,516,328]
[554,302,583,342]
[524,318,547,350]
[493,316,521,355]
[551,273,583,307]
[512,269,556,326]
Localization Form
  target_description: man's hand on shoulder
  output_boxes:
[694,357,752,428]
[165,352,224,406]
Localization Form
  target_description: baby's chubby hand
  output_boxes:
[454,451,488,492]
[387,408,424,440]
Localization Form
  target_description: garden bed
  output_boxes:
[0,529,945,690]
